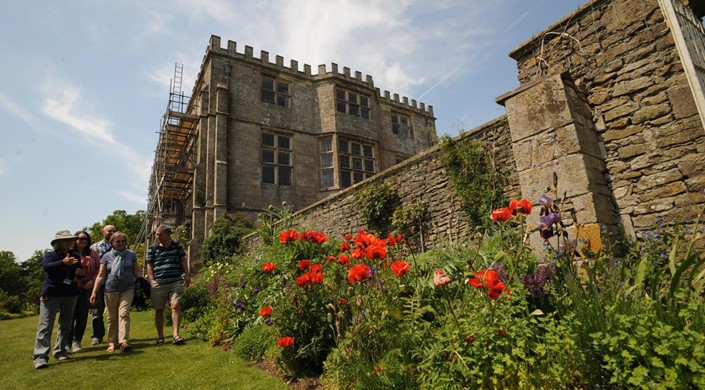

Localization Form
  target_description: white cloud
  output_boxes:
[116,188,148,207]
[0,89,39,130]
[41,82,116,145]
[39,78,152,183]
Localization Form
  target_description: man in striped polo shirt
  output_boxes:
[146,225,191,345]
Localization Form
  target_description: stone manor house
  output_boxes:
[145,0,705,263]
[145,38,437,258]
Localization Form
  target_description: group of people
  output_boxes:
[32,225,191,369]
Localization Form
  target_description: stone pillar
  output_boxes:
[190,89,209,264]
[214,83,229,222]
[497,72,621,253]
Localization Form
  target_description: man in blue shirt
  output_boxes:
[146,225,191,345]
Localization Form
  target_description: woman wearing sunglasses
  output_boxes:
[67,230,100,352]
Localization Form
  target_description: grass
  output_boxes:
[0,310,289,390]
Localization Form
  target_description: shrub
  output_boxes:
[233,324,278,361]
[199,214,255,266]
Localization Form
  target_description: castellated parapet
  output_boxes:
[152,34,438,262]
[201,35,433,116]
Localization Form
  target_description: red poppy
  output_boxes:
[277,336,294,348]
[259,306,272,316]
[391,260,410,277]
[387,233,404,246]
[343,233,353,240]
[351,248,365,259]
[348,264,371,284]
[489,282,509,300]
[311,264,323,273]
[262,262,276,273]
[297,260,311,270]
[301,231,328,244]
[509,199,533,215]
[327,255,336,262]
[340,242,351,252]
[465,336,475,344]
[337,254,350,265]
[309,272,324,284]
[279,230,299,244]
[366,244,387,260]
[338,298,348,305]
[497,329,507,336]
[296,273,311,287]
[490,207,513,222]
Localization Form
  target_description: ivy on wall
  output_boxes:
[440,135,507,231]
[355,182,400,234]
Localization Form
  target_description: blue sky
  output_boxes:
[0,0,587,262]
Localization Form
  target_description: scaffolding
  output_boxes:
[135,63,199,252]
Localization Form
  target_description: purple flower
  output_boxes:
[540,212,561,226]
[233,300,246,310]
[252,286,260,294]
[539,195,553,207]
[264,318,273,326]
[521,265,555,299]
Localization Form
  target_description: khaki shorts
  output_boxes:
[150,280,184,310]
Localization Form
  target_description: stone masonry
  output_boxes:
[242,0,705,254]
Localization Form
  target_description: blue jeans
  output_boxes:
[69,289,90,344]
[33,295,77,365]
[91,286,105,341]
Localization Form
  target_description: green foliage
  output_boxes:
[179,200,705,389]
[199,214,255,266]
[86,209,146,244]
[0,251,24,297]
[439,135,506,231]
[257,202,298,246]
[355,182,399,233]
[233,324,278,361]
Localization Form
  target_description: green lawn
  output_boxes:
[0,310,288,390]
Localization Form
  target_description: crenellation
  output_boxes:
[290,59,298,72]
[210,35,221,50]
[318,64,326,75]
[355,71,362,81]
[276,55,283,66]
[384,90,391,99]
[227,39,236,53]
[260,50,269,63]
[244,45,253,58]
[403,96,409,105]
[411,99,417,109]
[343,66,351,77]
[304,64,311,75]
[366,75,373,86]
[331,63,338,75]
[394,93,400,102]
[420,102,425,111]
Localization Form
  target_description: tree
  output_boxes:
[19,250,47,311]
[199,214,255,266]
[85,210,146,245]
[0,251,23,296]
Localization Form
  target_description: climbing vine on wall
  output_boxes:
[355,182,400,233]
[440,135,507,231]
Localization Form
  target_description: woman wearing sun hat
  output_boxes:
[32,230,81,369]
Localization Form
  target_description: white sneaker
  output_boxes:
[71,342,82,352]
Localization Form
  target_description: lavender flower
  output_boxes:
[264,318,273,326]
